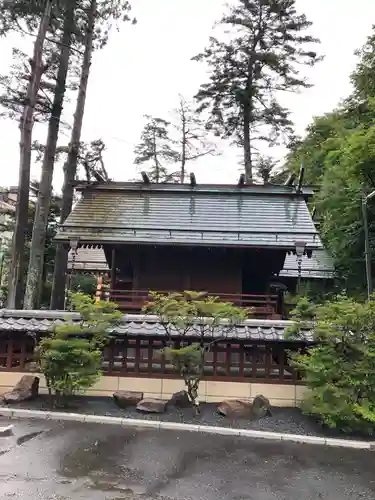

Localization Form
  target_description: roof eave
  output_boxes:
[72,181,315,198]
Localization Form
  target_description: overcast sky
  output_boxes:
[0,0,374,190]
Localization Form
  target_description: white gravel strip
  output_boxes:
[0,407,374,450]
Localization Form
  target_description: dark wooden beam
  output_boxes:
[92,171,106,183]
[238,173,245,187]
[284,173,296,186]
[141,171,150,184]
[110,247,116,290]
[296,164,305,193]
[190,172,196,186]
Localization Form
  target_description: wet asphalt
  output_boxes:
[0,418,374,500]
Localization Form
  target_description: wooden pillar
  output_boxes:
[133,247,139,290]
[95,275,103,303]
[110,246,116,292]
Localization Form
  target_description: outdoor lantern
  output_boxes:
[294,240,306,258]
[65,238,80,310]
[294,240,306,294]
[70,238,79,253]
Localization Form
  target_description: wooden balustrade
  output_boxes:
[106,289,280,318]
[0,333,302,384]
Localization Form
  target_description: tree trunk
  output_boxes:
[153,130,160,183]
[243,112,252,184]
[7,0,53,309]
[180,99,186,183]
[51,0,96,310]
[24,0,76,310]
[180,125,186,183]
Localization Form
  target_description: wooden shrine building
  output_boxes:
[57,177,326,319]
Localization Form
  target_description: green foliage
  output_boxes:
[351,29,375,101]
[70,273,97,295]
[134,115,179,183]
[164,343,203,409]
[282,26,375,295]
[193,0,320,179]
[144,291,248,411]
[288,295,375,435]
[0,189,61,307]
[36,292,122,406]
[37,335,102,403]
[284,296,316,340]
[144,290,248,334]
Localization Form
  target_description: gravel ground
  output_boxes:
[1,395,372,441]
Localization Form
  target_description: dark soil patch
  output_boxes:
[1,395,373,441]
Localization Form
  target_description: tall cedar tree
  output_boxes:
[24,0,77,309]
[5,0,54,308]
[51,0,135,309]
[0,0,76,307]
[173,96,217,183]
[134,116,179,183]
[192,0,320,183]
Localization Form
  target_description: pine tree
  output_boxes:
[24,0,77,310]
[134,116,179,183]
[0,46,57,123]
[50,0,135,309]
[172,96,217,183]
[255,155,275,184]
[193,0,320,183]
[5,0,54,308]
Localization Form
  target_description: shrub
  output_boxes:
[36,292,122,406]
[287,295,375,435]
[144,291,248,413]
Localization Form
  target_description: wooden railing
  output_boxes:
[0,332,301,384]
[107,289,280,318]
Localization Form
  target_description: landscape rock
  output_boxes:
[252,394,272,417]
[217,399,253,418]
[169,390,191,408]
[136,398,168,413]
[217,395,272,419]
[113,390,143,408]
[2,375,39,404]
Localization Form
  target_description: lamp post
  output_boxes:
[64,238,79,310]
[294,240,306,295]
[362,190,375,300]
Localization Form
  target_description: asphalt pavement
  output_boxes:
[0,417,374,500]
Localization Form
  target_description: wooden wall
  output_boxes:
[134,246,241,294]
[106,244,287,295]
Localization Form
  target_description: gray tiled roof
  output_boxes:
[0,310,312,342]
[280,250,335,279]
[68,246,109,271]
[56,182,322,250]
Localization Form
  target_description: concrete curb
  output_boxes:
[0,407,373,450]
[0,424,14,436]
